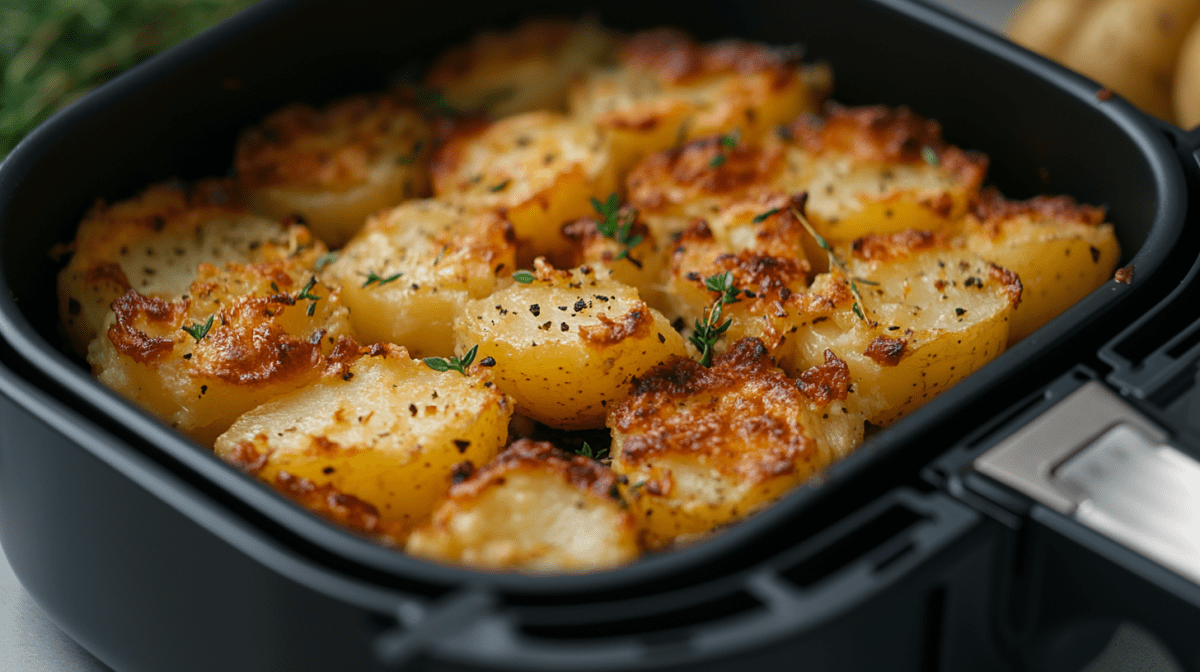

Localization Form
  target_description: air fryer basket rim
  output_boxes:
[0,0,1188,595]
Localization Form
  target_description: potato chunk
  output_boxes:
[774,105,988,241]
[430,110,618,265]
[454,260,687,430]
[609,338,872,548]
[571,28,830,173]
[425,16,618,117]
[962,189,1120,343]
[320,200,517,357]
[57,179,301,357]
[665,195,813,324]
[235,90,433,247]
[757,232,1020,425]
[561,206,671,314]
[88,254,356,446]
[215,343,512,534]
[406,439,638,571]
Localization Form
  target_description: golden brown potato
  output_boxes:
[774,105,988,242]
[570,28,831,174]
[782,234,1019,425]
[425,16,618,117]
[430,110,619,266]
[56,179,301,357]
[406,439,639,571]
[88,253,356,446]
[320,200,517,357]
[561,204,671,314]
[962,189,1119,343]
[235,90,433,247]
[609,338,873,548]
[216,343,512,536]
[664,194,814,325]
[453,259,687,430]
[1058,0,1200,122]
[625,133,786,237]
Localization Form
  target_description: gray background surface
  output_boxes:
[0,1,1180,671]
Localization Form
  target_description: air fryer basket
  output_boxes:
[1,0,1197,670]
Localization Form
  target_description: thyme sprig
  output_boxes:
[689,271,745,367]
[296,276,321,316]
[577,441,609,461]
[590,193,644,264]
[361,270,403,288]
[314,252,338,271]
[181,314,214,343]
[709,128,741,168]
[789,203,876,326]
[423,344,478,375]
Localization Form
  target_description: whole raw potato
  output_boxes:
[1175,16,1200,128]
[1057,0,1200,122]
[1008,0,1103,59]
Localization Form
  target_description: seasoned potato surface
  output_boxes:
[963,189,1119,343]
[235,90,433,247]
[610,338,872,547]
[57,179,300,357]
[216,343,511,534]
[454,260,687,429]
[425,16,618,117]
[89,252,355,445]
[321,200,517,357]
[407,439,638,571]
[431,110,618,265]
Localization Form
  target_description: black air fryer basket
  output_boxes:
[3,1,1200,670]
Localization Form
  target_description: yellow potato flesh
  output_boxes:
[215,347,511,531]
[454,264,687,429]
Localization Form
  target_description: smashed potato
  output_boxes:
[215,343,511,534]
[430,110,618,266]
[610,338,874,548]
[320,200,517,357]
[407,439,638,571]
[454,260,687,430]
[89,251,355,445]
[235,89,433,247]
[57,179,301,357]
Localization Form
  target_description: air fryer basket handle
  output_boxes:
[974,382,1200,671]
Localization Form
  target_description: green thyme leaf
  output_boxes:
[921,145,939,167]
[489,179,511,192]
[423,344,479,375]
[709,153,727,168]
[752,208,780,223]
[362,270,403,288]
[314,252,338,272]
[512,270,535,283]
[181,314,214,343]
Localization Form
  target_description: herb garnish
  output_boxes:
[433,245,448,266]
[314,252,338,271]
[689,271,745,367]
[709,128,741,168]
[789,201,876,326]
[921,145,940,167]
[423,344,478,375]
[361,270,403,288]
[577,441,609,460]
[296,276,321,316]
[752,208,780,223]
[489,179,511,192]
[182,314,214,343]
[512,270,535,284]
[590,193,644,264]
